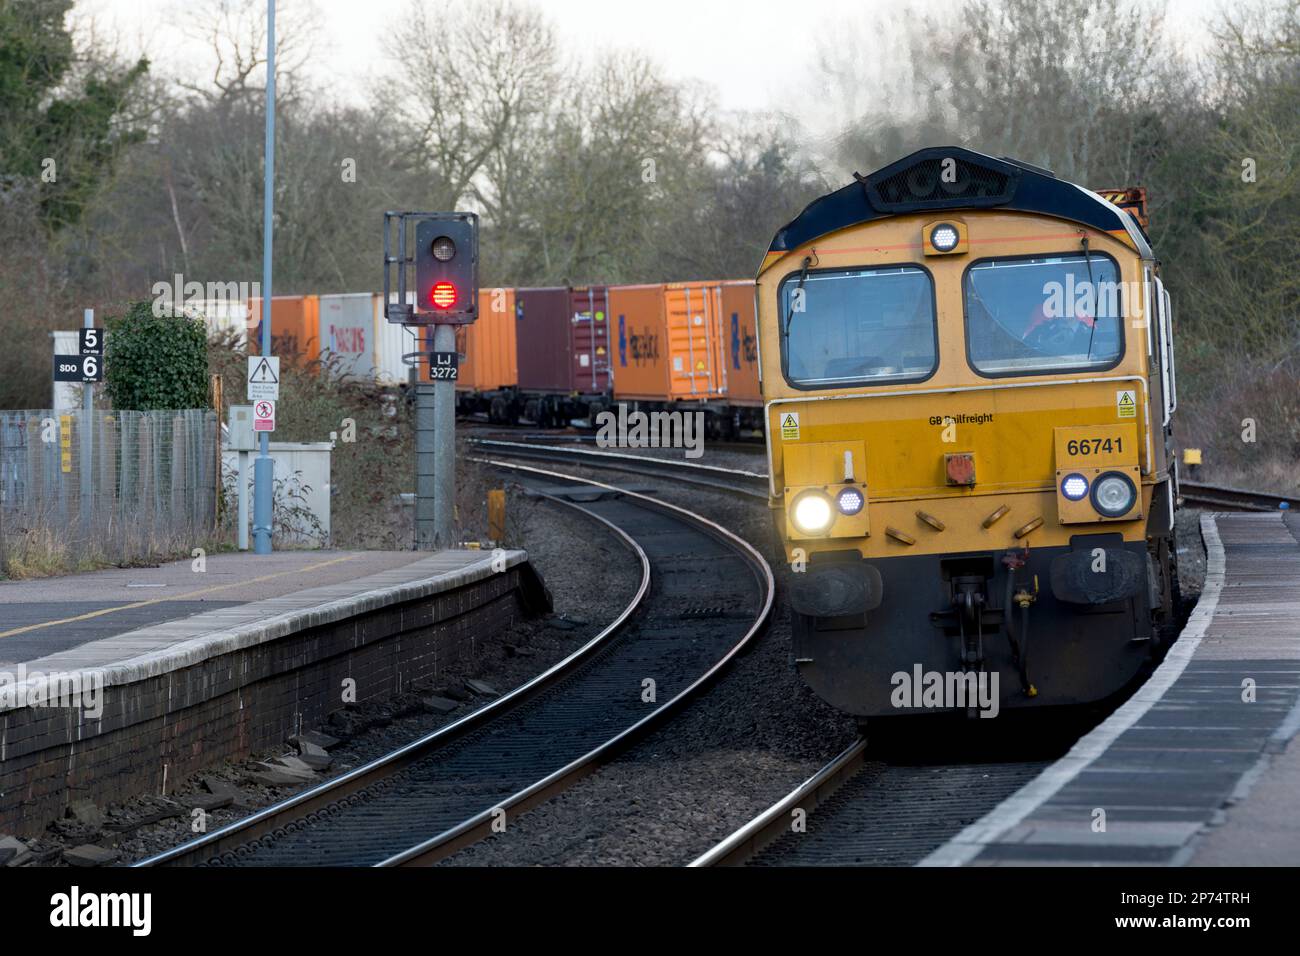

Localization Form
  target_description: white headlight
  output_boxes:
[792,492,834,535]
[836,487,865,515]
[1061,474,1089,501]
[930,223,960,252]
[1091,472,1136,518]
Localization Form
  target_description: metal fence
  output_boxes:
[0,410,218,571]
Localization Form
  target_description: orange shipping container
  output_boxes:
[609,284,667,400]
[423,288,519,389]
[717,280,761,404]
[247,295,320,366]
[611,282,729,403]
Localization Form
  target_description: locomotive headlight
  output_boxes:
[791,491,835,535]
[1090,471,1137,518]
[836,487,865,516]
[1060,473,1089,501]
[930,223,960,252]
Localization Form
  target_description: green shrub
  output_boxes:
[104,301,209,409]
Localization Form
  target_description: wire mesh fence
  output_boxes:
[0,410,218,574]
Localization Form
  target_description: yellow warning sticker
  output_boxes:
[780,412,800,440]
[1116,389,1137,419]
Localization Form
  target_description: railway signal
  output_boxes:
[382,211,480,550]
[383,211,479,324]
[414,216,477,319]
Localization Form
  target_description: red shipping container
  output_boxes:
[514,287,571,393]
[569,286,612,395]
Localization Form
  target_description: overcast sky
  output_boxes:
[76,0,1228,121]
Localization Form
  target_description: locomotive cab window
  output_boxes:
[964,253,1124,376]
[780,265,937,388]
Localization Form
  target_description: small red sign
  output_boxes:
[253,400,275,432]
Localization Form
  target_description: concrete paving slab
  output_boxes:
[0,550,440,667]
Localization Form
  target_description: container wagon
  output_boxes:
[248,295,320,365]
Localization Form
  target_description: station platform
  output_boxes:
[925,511,1300,866]
[0,547,547,838]
[0,550,452,666]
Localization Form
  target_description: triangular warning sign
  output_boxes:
[250,358,278,384]
[782,414,797,427]
[1118,393,1135,408]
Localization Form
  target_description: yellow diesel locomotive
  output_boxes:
[757,147,1180,718]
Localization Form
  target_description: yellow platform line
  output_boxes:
[0,554,361,641]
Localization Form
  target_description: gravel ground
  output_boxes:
[1175,506,1208,599]
[4,489,640,867]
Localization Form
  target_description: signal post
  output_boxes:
[383,211,479,549]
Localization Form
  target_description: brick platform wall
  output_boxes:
[0,566,535,838]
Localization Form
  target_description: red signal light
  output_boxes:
[431,281,457,309]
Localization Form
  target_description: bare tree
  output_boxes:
[389,0,559,210]
[177,0,321,105]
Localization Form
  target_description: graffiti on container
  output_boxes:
[731,313,757,369]
[329,325,366,354]
[628,327,660,366]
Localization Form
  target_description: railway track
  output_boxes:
[690,735,1052,866]
[137,462,773,867]
[468,438,768,499]
[1180,481,1299,513]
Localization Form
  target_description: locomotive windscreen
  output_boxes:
[780,266,937,387]
[964,254,1124,375]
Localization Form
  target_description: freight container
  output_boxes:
[318,293,378,379]
[609,284,669,401]
[247,295,320,365]
[376,293,419,385]
[569,286,612,395]
[181,299,250,345]
[717,280,761,405]
[663,282,727,401]
[421,288,517,392]
[610,282,728,403]
[514,287,573,393]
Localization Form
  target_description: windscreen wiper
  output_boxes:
[1081,236,1099,360]
[782,255,813,339]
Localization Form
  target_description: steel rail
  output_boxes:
[688,737,868,867]
[1180,481,1299,513]
[466,438,769,499]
